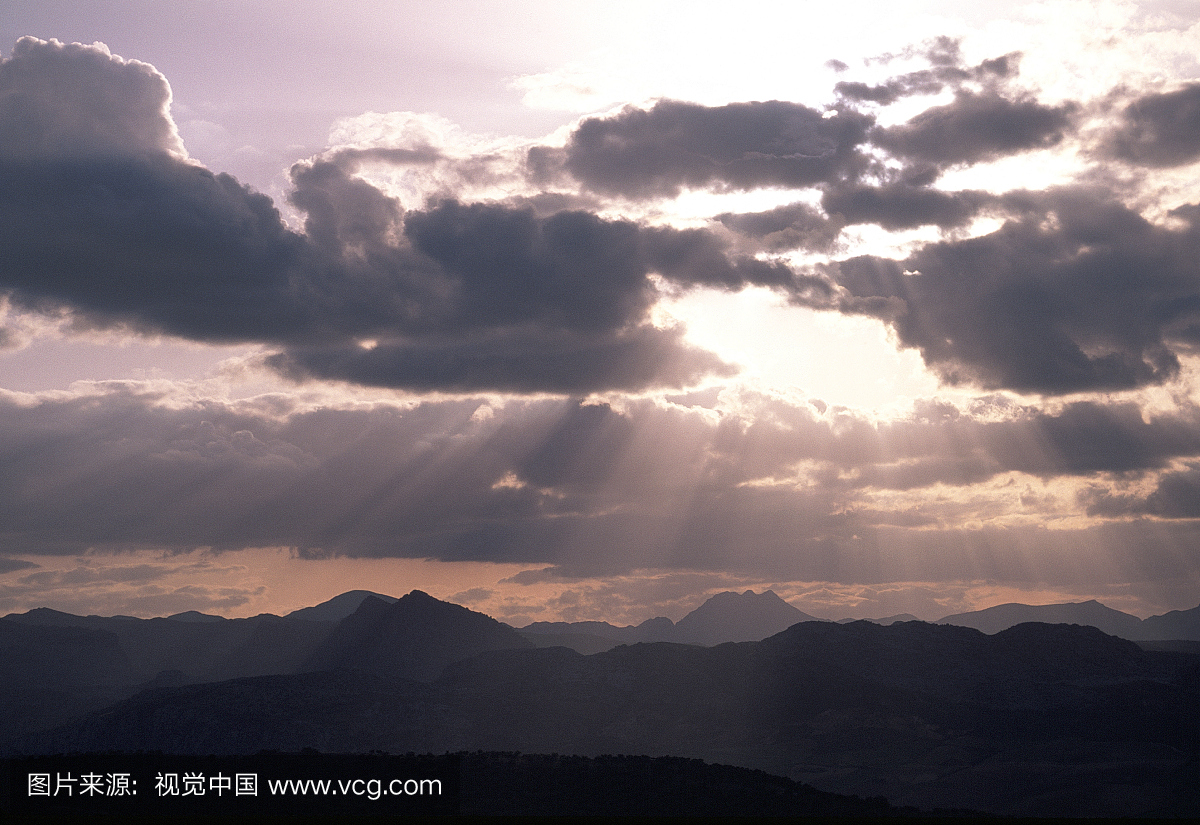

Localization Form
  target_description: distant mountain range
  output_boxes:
[6,593,1198,817]
[518,591,1200,652]
[936,599,1200,640]
[4,588,1200,816]
[519,589,820,652]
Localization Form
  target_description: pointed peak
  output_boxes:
[285,590,398,623]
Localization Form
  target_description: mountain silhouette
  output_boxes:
[518,615,677,654]
[937,599,1147,637]
[166,610,225,622]
[838,613,922,625]
[0,618,137,743]
[4,608,335,683]
[1140,603,1200,640]
[8,592,1200,817]
[672,589,819,644]
[519,589,820,651]
[285,589,398,622]
[22,618,1200,817]
[300,590,532,681]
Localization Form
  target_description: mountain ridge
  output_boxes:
[18,617,1199,817]
[300,590,533,681]
[518,589,822,652]
[934,598,1176,639]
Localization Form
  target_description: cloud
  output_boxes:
[401,200,652,334]
[1,154,316,341]
[2,147,745,393]
[0,559,264,617]
[4,34,1200,413]
[0,558,38,575]
[547,46,1076,249]
[1084,462,1200,519]
[872,89,1077,167]
[0,39,762,395]
[822,188,1200,394]
[560,99,874,198]
[3,385,1200,585]
[265,325,735,394]
[980,400,1200,476]
[820,183,992,230]
[834,44,1019,106]
[1101,82,1200,167]
[0,36,186,160]
[715,202,845,253]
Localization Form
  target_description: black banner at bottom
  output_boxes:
[2,752,460,816]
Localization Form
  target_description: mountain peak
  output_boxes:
[285,590,398,623]
[673,589,819,645]
[302,588,531,681]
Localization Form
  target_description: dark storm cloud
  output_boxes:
[872,89,1077,166]
[1084,462,1200,519]
[717,175,991,242]
[401,200,651,333]
[979,400,1200,476]
[6,35,1197,405]
[516,402,635,490]
[264,325,734,394]
[559,47,1065,244]
[1102,82,1200,167]
[1,38,783,394]
[716,201,845,253]
[821,189,1200,394]
[287,156,408,255]
[1145,466,1200,517]
[561,99,875,198]
[820,183,992,230]
[1,155,325,342]
[1,149,743,392]
[637,224,800,290]
[0,386,900,577]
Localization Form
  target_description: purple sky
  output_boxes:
[2,1,1200,624]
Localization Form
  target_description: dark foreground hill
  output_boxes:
[18,619,1200,817]
[455,752,908,817]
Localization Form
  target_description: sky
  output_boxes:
[2,0,1200,625]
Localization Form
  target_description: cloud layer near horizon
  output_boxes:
[2,384,1200,596]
